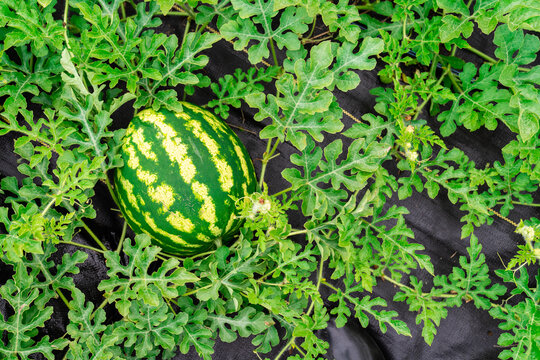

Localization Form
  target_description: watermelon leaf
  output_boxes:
[98,234,199,316]
[208,66,280,119]
[220,0,311,64]
[208,306,273,343]
[65,288,121,360]
[112,299,188,358]
[282,136,390,218]
[489,267,540,360]
[0,263,69,359]
[433,234,507,309]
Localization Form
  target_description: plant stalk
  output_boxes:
[269,38,279,67]
[273,337,297,360]
[116,220,128,253]
[41,198,56,216]
[56,289,72,310]
[60,241,105,254]
[288,229,308,237]
[466,45,497,64]
[63,0,70,49]
[272,186,292,198]
[447,69,463,94]
[90,299,109,321]
[307,17,317,39]
[80,221,108,252]
[184,284,212,297]
[412,65,451,121]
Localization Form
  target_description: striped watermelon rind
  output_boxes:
[113,102,258,255]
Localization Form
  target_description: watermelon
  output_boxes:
[113,102,258,255]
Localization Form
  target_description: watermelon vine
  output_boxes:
[0,1,539,360]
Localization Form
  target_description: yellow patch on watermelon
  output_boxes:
[125,144,140,169]
[202,112,228,132]
[140,109,196,184]
[136,169,157,186]
[131,128,157,161]
[167,211,195,233]
[162,137,196,184]
[210,224,221,237]
[124,208,142,228]
[155,121,177,138]
[200,200,218,229]
[148,183,175,212]
[191,181,208,201]
[137,109,164,125]
[191,181,218,227]
[225,213,236,232]
[242,183,248,196]
[233,143,252,188]
[180,102,205,114]
[215,159,234,192]
[143,212,195,248]
[138,109,177,138]
[117,174,140,212]
[125,125,135,137]
[187,119,234,192]
[137,195,146,206]
[197,233,211,243]
[174,111,192,122]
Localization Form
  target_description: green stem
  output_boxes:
[56,289,72,310]
[356,3,375,11]
[445,44,465,94]
[466,45,497,64]
[272,186,292,198]
[272,257,325,360]
[189,249,215,260]
[288,229,308,237]
[165,298,177,314]
[90,299,108,321]
[269,37,279,67]
[497,201,540,207]
[273,337,297,360]
[116,220,128,253]
[81,221,108,252]
[104,176,120,208]
[307,17,317,39]
[321,280,340,293]
[164,11,189,16]
[41,198,56,216]
[181,17,192,49]
[63,0,70,49]
[259,139,273,189]
[306,257,324,315]
[257,280,285,287]
[120,1,127,20]
[428,54,439,80]
[60,240,105,254]
[184,284,212,297]
[122,10,188,22]
[156,253,169,261]
[158,251,182,260]
[60,200,108,251]
[180,3,197,19]
[402,11,408,40]
[380,273,457,299]
[447,69,463,94]
[295,344,307,358]
[181,16,192,102]
[412,65,451,121]
[464,46,532,70]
